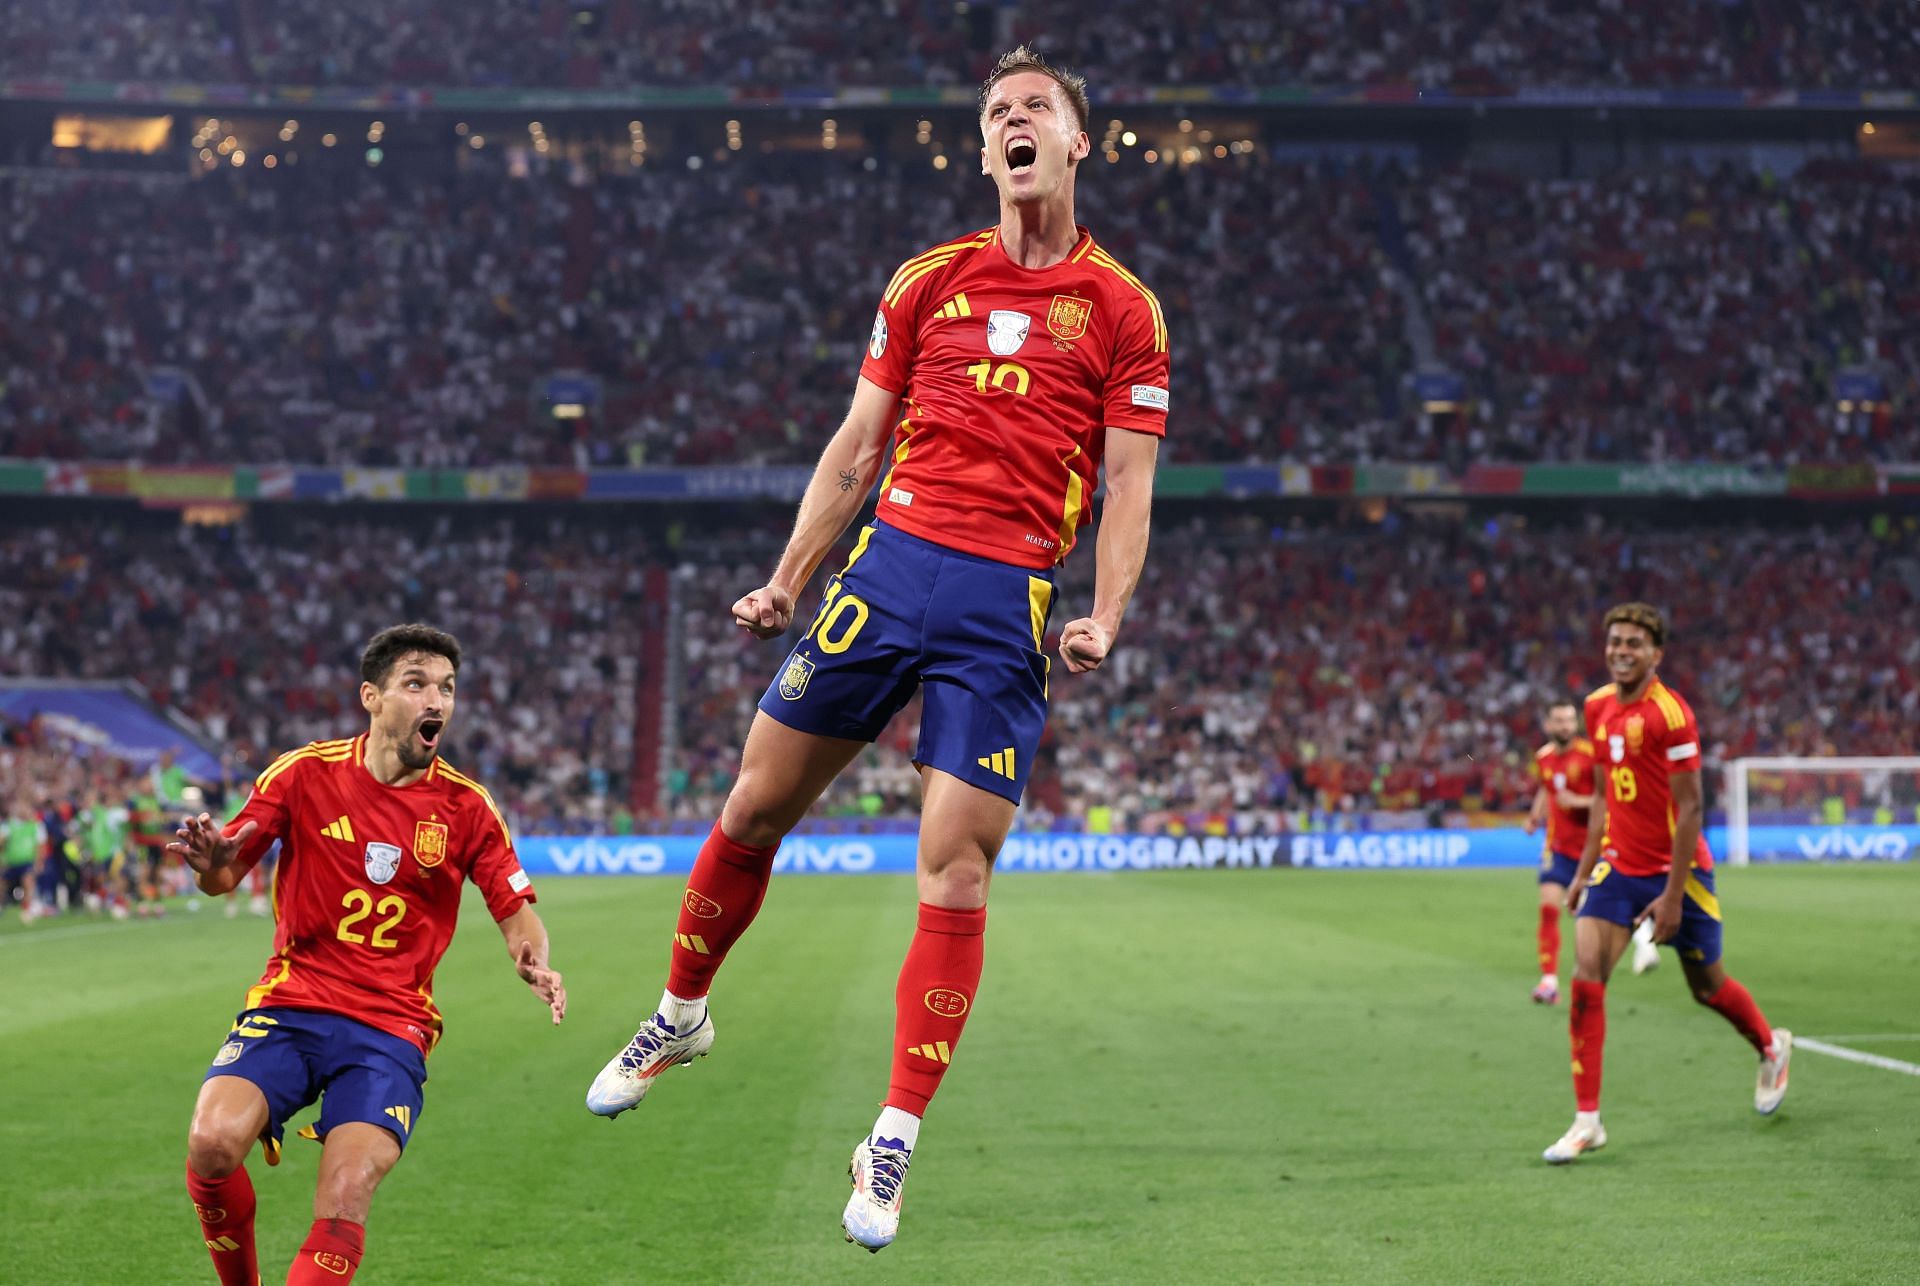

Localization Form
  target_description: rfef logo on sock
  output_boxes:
[923,988,970,1018]
[192,1204,226,1222]
[313,1251,352,1276]
[683,889,723,919]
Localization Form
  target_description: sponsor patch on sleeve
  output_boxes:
[1666,742,1699,762]
[1130,384,1170,411]
[508,869,532,893]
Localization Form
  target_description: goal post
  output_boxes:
[1723,757,1920,865]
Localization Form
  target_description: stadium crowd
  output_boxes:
[7,153,1918,471]
[667,511,1920,833]
[0,156,1405,470]
[1402,160,1919,465]
[0,514,655,837]
[5,508,1914,853]
[5,0,1916,90]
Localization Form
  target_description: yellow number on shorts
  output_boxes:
[1590,860,1612,885]
[338,889,407,949]
[804,582,869,655]
[1610,766,1638,803]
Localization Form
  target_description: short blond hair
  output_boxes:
[978,44,1090,135]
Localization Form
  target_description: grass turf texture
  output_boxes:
[2,864,1914,1284]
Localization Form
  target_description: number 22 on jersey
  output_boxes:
[337,889,406,949]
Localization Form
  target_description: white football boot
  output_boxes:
[1630,918,1661,975]
[585,1009,714,1117]
[1542,1114,1607,1164]
[1755,1029,1792,1115]
[1531,975,1560,1005]
[842,1134,913,1252]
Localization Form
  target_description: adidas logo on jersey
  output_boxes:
[906,1041,952,1064]
[321,816,356,842]
[976,748,1016,781]
[934,292,973,320]
[384,1105,412,1134]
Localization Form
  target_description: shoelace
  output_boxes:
[616,1013,677,1073]
[865,1144,911,1208]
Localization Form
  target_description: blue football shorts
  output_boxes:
[204,1006,427,1155]
[1577,862,1724,965]
[758,520,1055,804]
[1539,847,1582,887]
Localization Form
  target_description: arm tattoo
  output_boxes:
[837,468,859,492]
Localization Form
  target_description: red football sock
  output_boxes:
[286,1218,364,1285]
[1705,977,1773,1055]
[665,823,779,999]
[1536,903,1561,976]
[886,903,987,1116]
[186,1161,259,1286]
[1569,979,1606,1112]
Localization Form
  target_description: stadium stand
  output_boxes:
[7,508,1915,833]
[5,0,1918,90]
[5,155,1916,469]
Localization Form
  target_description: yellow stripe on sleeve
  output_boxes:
[438,764,514,847]
[1088,249,1168,352]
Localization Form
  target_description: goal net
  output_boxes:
[1723,757,1920,865]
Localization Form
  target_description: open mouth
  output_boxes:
[417,719,444,750]
[1006,139,1037,174]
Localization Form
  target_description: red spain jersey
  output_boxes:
[222,735,535,1054]
[1535,736,1595,857]
[1584,680,1713,877]
[859,225,1170,570]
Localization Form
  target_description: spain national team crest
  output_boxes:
[1625,714,1646,755]
[414,820,449,869]
[1047,294,1092,343]
[986,309,1031,356]
[778,651,816,701]
[364,841,403,885]
[212,1041,244,1067]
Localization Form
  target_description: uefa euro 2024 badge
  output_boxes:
[987,310,1031,356]
[364,841,403,885]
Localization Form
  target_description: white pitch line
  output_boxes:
[1810,1034,1920,1043]
[1799,1037,1920,1078]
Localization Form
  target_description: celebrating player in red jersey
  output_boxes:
[1542,604,1790,1164]
[585,45,1166,1253]
[171,625,565,1284]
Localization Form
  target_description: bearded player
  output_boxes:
[1543,604,1790,1164]
[1524,701,1658,1004]
[585,46,1166,1252]
[171,625,566,1283]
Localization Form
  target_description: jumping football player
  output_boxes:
[585,45,1167,1252]
[172,625,565,1283]
[1543,603,1790,1164]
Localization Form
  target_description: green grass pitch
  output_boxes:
[3,864,1915,1283]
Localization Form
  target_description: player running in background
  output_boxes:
[1525,702,1593,1004]
[1543,603,1790,1164]
[1524,701,1658,1004]
[170,625,566,1284]
[585,45,1167,1253]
